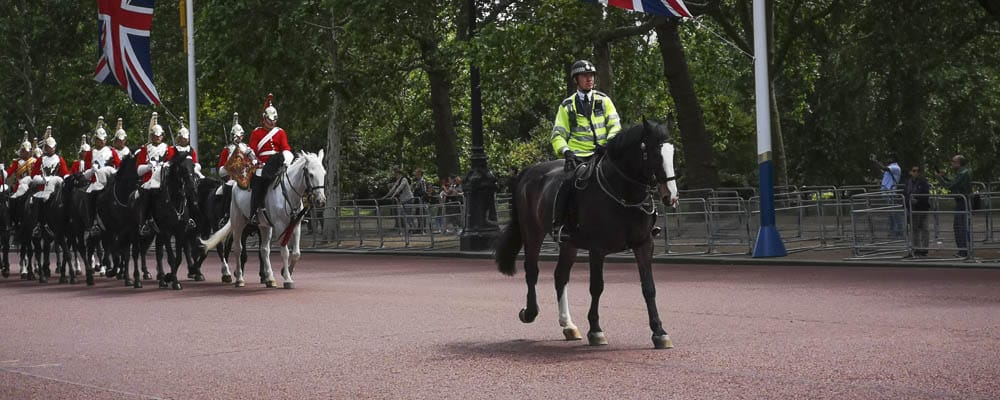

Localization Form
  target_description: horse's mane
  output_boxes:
[606,121,671,158]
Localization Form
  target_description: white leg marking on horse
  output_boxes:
[558,290,574,328]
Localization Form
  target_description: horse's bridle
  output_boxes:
[595,156,657,215]
[280,160,325,215]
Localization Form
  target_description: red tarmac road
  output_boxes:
[1,254,998,399]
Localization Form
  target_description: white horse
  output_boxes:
[203,150,326,288]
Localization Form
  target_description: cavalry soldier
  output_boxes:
[173,125,205,178]
[133,112,176,235]
[85,116,121,171]
[218,112,255,181]
[30,126,71,185]
[7,133,37,196]
[549,59,622,242]
[112,117,130,158]
[71,135,91,175]
[248,94,293,225]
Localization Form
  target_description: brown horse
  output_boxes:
[494,119,679,349]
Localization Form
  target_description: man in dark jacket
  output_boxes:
[937,155,972,257]
[904,165,931,257]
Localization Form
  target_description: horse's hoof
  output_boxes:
[562,326,583,341]
[39,277,47,284]
[518,308,537,324]
[587,331,609,346]
[283,282,294,289]
[58,276,69,284]
[172,281,182,290]
[86,277,95,286]
[70,277,78,285]
[260,277,267,284]
[133,281,143,289]
[652,334,674,350]
[221,275,233,284]
[187,272,196,279]
[265,280,277,288]
[143,272,152,280]
[158,280,169,289]
[1,269,9,278]
[193,274,205,282]
[235,281,245,288]
[106,270,116,278]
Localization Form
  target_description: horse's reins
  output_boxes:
[595,156,657,215]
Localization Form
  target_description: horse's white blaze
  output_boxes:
[558,290,574,328]
[660,143,679,206]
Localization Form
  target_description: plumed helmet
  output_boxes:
[114,117,127,140]
[570,59,597,79]
[178,126,190,140]
[19,131,32,153]
[261,93,277,123]
[79,134,91,153]
[148,112,164,137]
[230,112,244,139]
[94,116,108,141]
[43,126,56,149]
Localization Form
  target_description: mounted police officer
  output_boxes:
[549,59,622,242]
[248,94,293,225]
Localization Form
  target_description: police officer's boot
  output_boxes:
[550,182,573,243]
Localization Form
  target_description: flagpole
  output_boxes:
[751,0,786,257]
[185,0,198,152]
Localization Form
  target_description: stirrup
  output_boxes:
[552,225,571,243]
[651,226,662,237]
[186,218,197,230]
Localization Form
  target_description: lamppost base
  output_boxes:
[752,225,787,257]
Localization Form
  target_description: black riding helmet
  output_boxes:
[570,60,597,79]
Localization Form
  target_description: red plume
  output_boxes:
[261,93,274,124]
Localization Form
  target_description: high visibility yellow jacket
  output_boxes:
[550,91,621,158]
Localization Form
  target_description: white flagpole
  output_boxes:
[751,0,786,257]
[186,0,198,152]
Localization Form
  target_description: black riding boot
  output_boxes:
[249,176,265,225]
[551,179,575,243]
[136,189,157,236]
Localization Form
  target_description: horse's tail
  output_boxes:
[201,220,232,254]
[494,176,522,276]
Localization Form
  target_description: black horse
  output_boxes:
[13,185,43,281]
[494,120,677,349]
[141,154,198,290]
[0,190,11,278]
[94,155,153,287]
[191,177,249,284]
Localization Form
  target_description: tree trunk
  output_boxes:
[593,39,614,97]
[323,11,342,240]
[427,67,461,178]
[655,19,719,189]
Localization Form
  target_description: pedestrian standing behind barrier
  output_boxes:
[871,154,903,239]
[937,155,972,258]
[904,165,931,257]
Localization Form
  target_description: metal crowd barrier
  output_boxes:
[848,191,909,259]
[908,194,972,261]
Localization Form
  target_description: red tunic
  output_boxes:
[248,127,291,163]
[217,147,231,168]
[84,146,121,170]
[70,160,86,175]
[135,143,176,183]
[6,158,33,192]
[30,155,70,178]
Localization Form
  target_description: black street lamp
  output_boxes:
[460,0,499,251]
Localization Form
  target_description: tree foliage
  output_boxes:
[1,0,997,196]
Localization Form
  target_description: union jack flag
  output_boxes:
[582,0,693,18]
[94,0,161,105]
